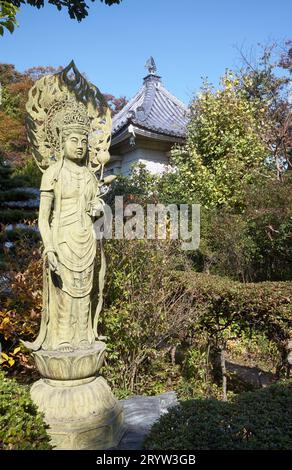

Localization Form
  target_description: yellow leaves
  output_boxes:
[0,311,14,340]
[1,352,15,367]
[0,346,22,368]
[175,70,269,209]
[1,316,10,327]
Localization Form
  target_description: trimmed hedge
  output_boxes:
[0,209,38,224]
[0,228,40,245]
[0,175,31,190]
[2,239,292,396]
[100,242,291,396]
[0,190,37,202]
[0,371,51,450]
[176,271,292,346]
[144,381,292,450]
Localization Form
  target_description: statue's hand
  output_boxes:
[89,198,104,217]
[47,251,60,275]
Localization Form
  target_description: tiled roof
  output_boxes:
[112,72,189,139]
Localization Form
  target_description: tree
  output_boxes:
[162,45,292,282]
[279,40,292,168]
[237,43,292,178]
[0,63,22,85]
[0,0,122,35]
[0,62,127,166]
[279,40,292,74]
[6,0,122,23]
[171,72,268,209]
[0,110,26,156]
[0,65,61,120]
[103,93,127,116]
[24,65,63,81]
[0,1,18,36]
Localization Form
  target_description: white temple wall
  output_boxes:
[120,148,169,176]
[105,156,122,175]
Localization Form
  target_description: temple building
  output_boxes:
[108,58,189,176]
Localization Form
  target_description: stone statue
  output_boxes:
[24,61,124,450]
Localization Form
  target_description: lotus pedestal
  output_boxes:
[31,341,124,450]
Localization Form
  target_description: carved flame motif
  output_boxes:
[26,60,112,173]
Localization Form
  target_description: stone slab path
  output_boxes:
[112,392,177,450]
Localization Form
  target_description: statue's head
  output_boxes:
[62,128,88,163]
[26,62,112,173]
[61,102,90,163]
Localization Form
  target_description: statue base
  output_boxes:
[31,375,124,450]
[30,342,124,449]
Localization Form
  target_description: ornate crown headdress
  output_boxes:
[26,61,112,173]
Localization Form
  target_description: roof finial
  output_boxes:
[145,57,157,75]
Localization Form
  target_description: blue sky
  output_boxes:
[0,0,291,104]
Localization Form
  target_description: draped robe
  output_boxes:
[39,161,98,350]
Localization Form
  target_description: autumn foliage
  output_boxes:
[0,63,127,167]
[0,241,42,379]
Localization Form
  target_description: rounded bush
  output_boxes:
[0,371,51,450]
[144,381,292,450]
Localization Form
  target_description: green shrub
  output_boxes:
[0,174,31,191]
[0,209,38,224]
[144,381,292,450]
[194,179,292,282]
[0,227,40,245]
[0,190,37,202]
[2,235,291,396]
[178,271,292,346]
[0,244,43,377]
[100,240,291,397]
[0,166,12,177]
[12,157,42,188]
[0,370,51,450]
[99,239,190,396]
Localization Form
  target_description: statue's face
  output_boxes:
[63,132,88,162]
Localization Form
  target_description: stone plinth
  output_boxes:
[31,341,124,450]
